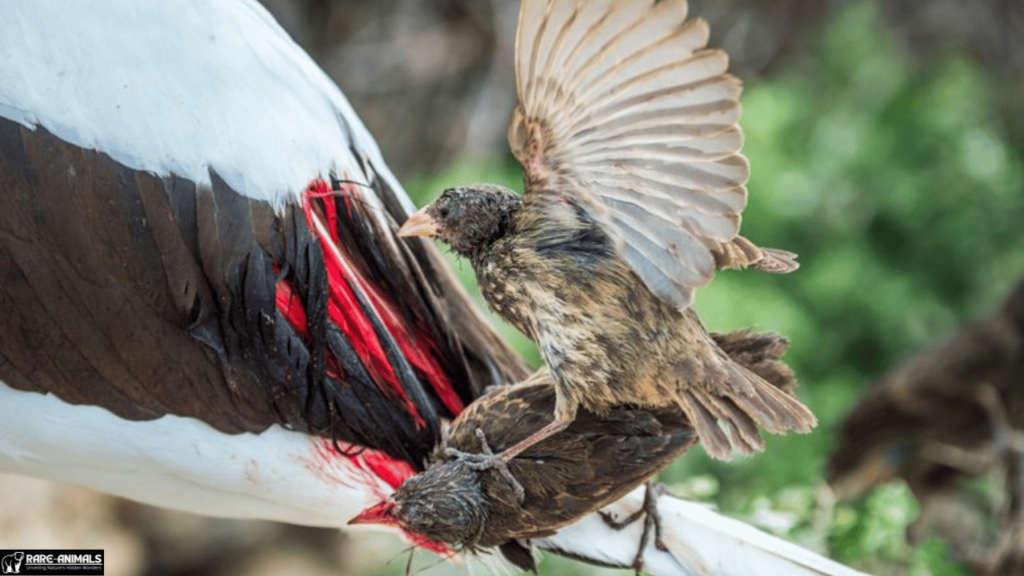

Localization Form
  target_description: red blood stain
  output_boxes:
[312,439,452,556]
[277,179,474,557]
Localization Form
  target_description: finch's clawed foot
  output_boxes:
[598,481,668,573]
[445,428,526,503]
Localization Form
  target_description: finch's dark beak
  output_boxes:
[397,208,440,238]
[348,500,399,526]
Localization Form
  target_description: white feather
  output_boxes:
[536,486,872,576]
[0,381,393,531]
[0,0,412,215]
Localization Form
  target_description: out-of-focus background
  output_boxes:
[2,0,1023,574]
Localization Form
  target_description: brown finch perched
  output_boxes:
[351,330,799,571]
[353,369,695,570]
[398,0,816,476]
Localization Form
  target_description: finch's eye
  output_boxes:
[439,206,450,219]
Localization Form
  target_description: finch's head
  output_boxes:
[348,459,488,550]
[398,184,521,257]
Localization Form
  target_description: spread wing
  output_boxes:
[509,0,748,309]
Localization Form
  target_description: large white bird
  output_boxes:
[0,1,867,574]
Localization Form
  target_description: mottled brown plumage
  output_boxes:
[401,186,812,460]
[351,329,798,569]
[353,369,696,569]
[398,0,815,462]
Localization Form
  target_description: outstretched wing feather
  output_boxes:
[512,0,750,309]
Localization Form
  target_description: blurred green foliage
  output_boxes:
[406,2,1023,574]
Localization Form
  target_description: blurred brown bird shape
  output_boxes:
[399,0,816,478]
[829,277,1024,566]
[353,330,799,571]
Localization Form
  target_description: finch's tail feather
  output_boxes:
[712,329,796,393]
[755,247,800,274]
[713,235,799,274]
[677,329,817,460]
